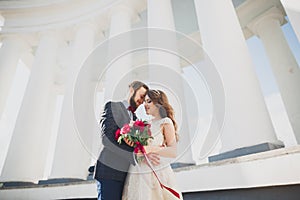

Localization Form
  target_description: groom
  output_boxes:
[95,81,160,200]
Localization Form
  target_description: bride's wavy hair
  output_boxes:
[147,89,179,141]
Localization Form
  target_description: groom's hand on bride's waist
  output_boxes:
[147,153,160,166]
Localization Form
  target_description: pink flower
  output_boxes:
[115,120,152,148]
[121,124,130,134]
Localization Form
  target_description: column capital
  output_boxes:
[73,19,99,34]
[36,29,65,45]
[36,29,61,38]
[69,19,105,44]
[247,6,286,36]
[0,33,32,51]
[107,3,140,23]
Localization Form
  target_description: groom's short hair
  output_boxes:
[129,81,149,92]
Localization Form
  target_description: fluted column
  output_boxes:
[49,22,97,179]
[104,5,136,101]
[148,0,194,163]
[0,35,28,117]
[248,7,300,143]
[194,0,281,153]
[0,31,61,183]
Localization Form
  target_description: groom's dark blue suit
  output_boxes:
[95,101,136,199]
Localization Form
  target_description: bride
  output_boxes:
[122,89,183,200]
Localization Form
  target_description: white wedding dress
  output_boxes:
[122,117,183,200]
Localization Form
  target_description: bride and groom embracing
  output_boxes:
[94,81,183,200]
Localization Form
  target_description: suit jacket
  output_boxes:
[94,101,135,182]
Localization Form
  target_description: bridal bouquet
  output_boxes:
[115,120,153,153]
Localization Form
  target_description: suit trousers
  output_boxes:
[99,179,125,200]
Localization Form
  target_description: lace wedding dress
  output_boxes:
[122,117,183,200]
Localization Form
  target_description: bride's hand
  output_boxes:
[146,152,160,166]
[143,146,155,153]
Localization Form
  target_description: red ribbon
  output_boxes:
[135,144,181,199]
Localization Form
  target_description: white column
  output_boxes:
[148,0,194,163]
[104,5,135,101]
[148,0,177,68]
[0,31,60,183]
[248,7,300,143]
[281,0,300,42]
[194,0,280,153]
[0,35,28,117]
[49,22,97,179]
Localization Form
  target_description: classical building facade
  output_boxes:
[0,0,299,199]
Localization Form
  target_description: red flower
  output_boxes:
[134,120,146,132]
[134,120,145,127]
[115,129,121,140]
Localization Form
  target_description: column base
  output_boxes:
[171,162,195,169]
[208,142,284,162]
[1,181,36,188]
[38,178,84,185]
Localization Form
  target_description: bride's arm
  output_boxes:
[144,123,177,158]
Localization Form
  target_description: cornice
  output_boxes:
[0,0,69,10]
[0,0,146,34]
[108,3,140,23]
